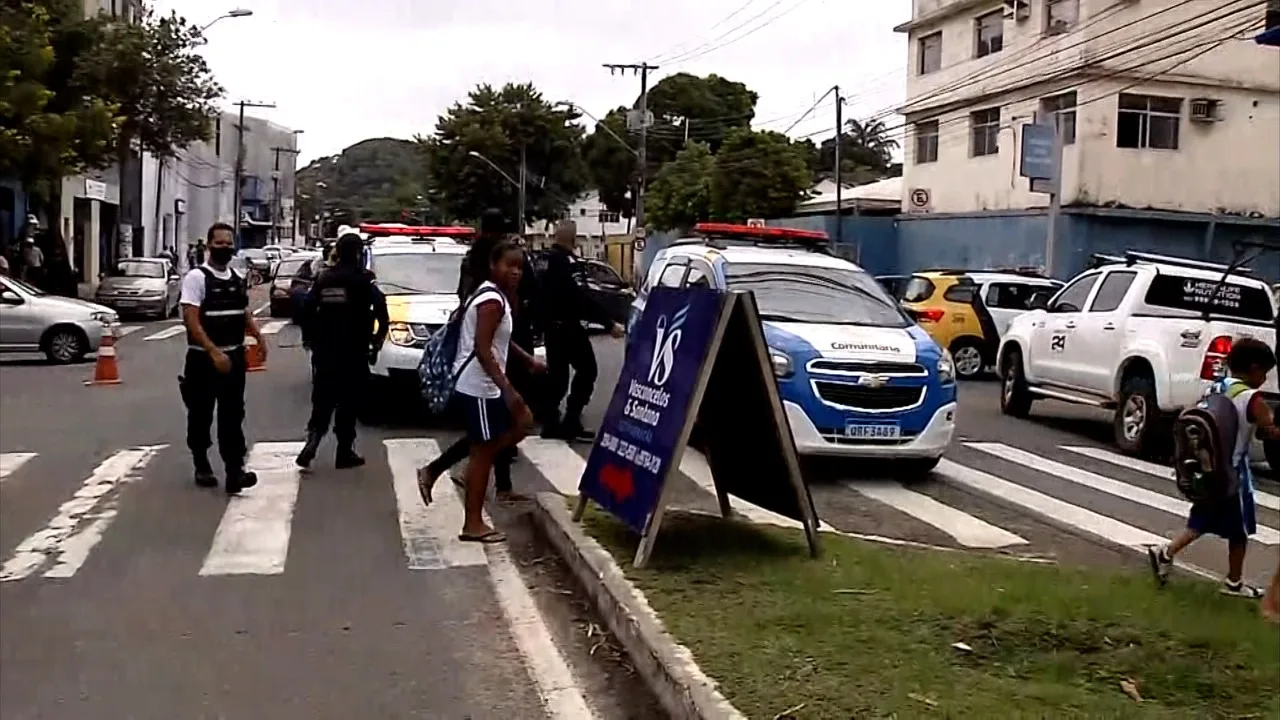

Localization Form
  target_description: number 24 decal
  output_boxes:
[1050,333,1066,352]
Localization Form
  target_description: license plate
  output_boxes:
[845,423,900,439]
[114,300,137,307]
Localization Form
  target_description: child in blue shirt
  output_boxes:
[1148,337,1280,598]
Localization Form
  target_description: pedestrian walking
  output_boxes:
[540,219,624,441]
[1149,338,1280,597]
[178,222,264,494]
[294,233,389,470]
[21,235,43,287]
[417,209,544,502]
[418,239,542,542]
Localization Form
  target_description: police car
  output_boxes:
[630,223,957,478]
[356,224,473,391]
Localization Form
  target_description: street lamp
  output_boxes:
[556,101,639,157]
[200,8,253,33]
[467,150,526,230]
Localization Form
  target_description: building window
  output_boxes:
[918,32,942,75]
[597,210,620,223]
[914,121,939,163]
[1045,0,1079,36]
[970,108,1001,157]
[1040,92,1077,145]
[975,11,1004,58]
[1116,94,1182,150]
[214,118,222,157]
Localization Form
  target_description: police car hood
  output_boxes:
[384,293,458,325]
[764,322,924,362]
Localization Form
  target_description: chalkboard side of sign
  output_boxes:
[694,291,820,556]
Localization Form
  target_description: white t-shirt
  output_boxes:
[179,263,234,306]
[453,281,512,400]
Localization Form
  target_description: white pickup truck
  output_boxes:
[997,251,1279,462]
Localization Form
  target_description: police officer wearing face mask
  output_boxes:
[179,222,264,494]
[295,233,389,470]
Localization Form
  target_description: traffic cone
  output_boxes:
[85,325,122,386]
[245,335,266,372]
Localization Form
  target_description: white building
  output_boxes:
[523,190,630,260]
[896,0,1280,217]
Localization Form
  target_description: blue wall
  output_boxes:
[0,177,30,244]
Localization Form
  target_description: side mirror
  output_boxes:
[0,291,22,305]
[1028,292,1050,311]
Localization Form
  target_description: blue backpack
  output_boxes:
[417,287,501,414]
[1172,380,1247,503]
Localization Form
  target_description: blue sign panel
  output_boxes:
[579,286,725,534]
[1019,123,1058,181]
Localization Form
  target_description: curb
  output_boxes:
[530,493,746,720]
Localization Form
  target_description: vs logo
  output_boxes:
[647,303,689,387]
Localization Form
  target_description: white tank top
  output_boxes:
[453,281,512,399]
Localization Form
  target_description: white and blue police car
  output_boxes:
[628,223,957,478]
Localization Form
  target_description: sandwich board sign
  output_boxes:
[574,286,820,567]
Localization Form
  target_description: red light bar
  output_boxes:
[693,222,828,242]
[359,223,476,237]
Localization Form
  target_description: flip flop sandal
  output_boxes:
[458,530,506,544]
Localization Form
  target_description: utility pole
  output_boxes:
[232,100,276,247]
[603,61,658,285]
[517,144,527,235]
[833,85,843,246]
[270,146,300,244]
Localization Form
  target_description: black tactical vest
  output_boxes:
[309,267,375,353]
[188,266,248,351]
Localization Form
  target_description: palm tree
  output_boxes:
[843,118,899,169]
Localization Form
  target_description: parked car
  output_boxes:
[94,257,180,319]
[0,275,118,363]
[268,252,321,318]
[874,274,910,300]
[529,251,634,330]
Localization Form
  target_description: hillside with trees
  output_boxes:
[295,137,428,232]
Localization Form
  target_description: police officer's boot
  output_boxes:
[193,452,217,488]
[335,443,365,470]
[295,430,322,470]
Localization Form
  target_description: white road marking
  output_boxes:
[142,325,185,341]
[679,448,802,528]
[199,442,304,576]
[259,319,287,335]
[1,446,165,581]
[384,438,485,570]
[253,302,269,316]
[938,459,1167,549]
[845,480,1027,548]
[1063,445,1280,512]
[0,452,36,483]
[968,442,1279,545]
[114,325,142,338]
[519,438,586,496]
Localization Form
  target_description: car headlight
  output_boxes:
[90,311,116,325]
[768,347,794,378]
[387,322,433,346]
[937,350,955,384]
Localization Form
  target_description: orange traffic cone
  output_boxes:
[245,335,266,372]
[85,325,122,386]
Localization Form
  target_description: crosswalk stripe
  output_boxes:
[1062,445,1280,512]
[199,442,303,576]
[259,320,287,335]
[114,325,142,338]
[0,452,36,483]
[845,480,1027,549]
[1,446,164,582]
[679,448,802,528]
[968,442,1280,545]
[937,459,1167,549]
[142,325,185,341]
[519,438,585,495]
[384,438,486,570]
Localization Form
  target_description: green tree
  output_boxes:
[420,83,588,225]
[581,107,636,220]
[709,129,812,222]
[644,142,713,232]
[817,117,900,183]
[0,0,118,201]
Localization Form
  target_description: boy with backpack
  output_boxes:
[1149,337,1280,598]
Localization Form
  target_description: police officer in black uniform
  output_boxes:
[295,232,389,470]
[179,222,263,494]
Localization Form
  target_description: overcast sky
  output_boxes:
[152,0,909,164]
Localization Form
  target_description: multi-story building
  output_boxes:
[893,0,1280,277]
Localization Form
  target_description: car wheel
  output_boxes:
[950,338,986,379]
[999,348,1034,418]
[1114,374,1163,458]
[896,457,941,482]
[45,327,87,364]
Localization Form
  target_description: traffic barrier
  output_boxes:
[85,325,122,386]
[245,336,266,372]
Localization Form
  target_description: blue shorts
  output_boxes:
[1187,463,1257,544]
[459,392,512,444]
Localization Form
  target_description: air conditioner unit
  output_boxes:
[1002,0,1031,21]
[1190,98,1221,123]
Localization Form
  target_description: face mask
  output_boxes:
[208,246,234,264]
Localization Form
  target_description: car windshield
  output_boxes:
[3,276,44,296]
[115,260,165,278]
[275,257,312,277]
[724,263,909,327]
[370,252,463,296]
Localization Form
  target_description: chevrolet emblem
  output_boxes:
[857,374,888,388]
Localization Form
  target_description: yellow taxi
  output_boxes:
[900,269,1063,379]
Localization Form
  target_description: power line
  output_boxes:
[662,0,816,68]
[647,0,761,63]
